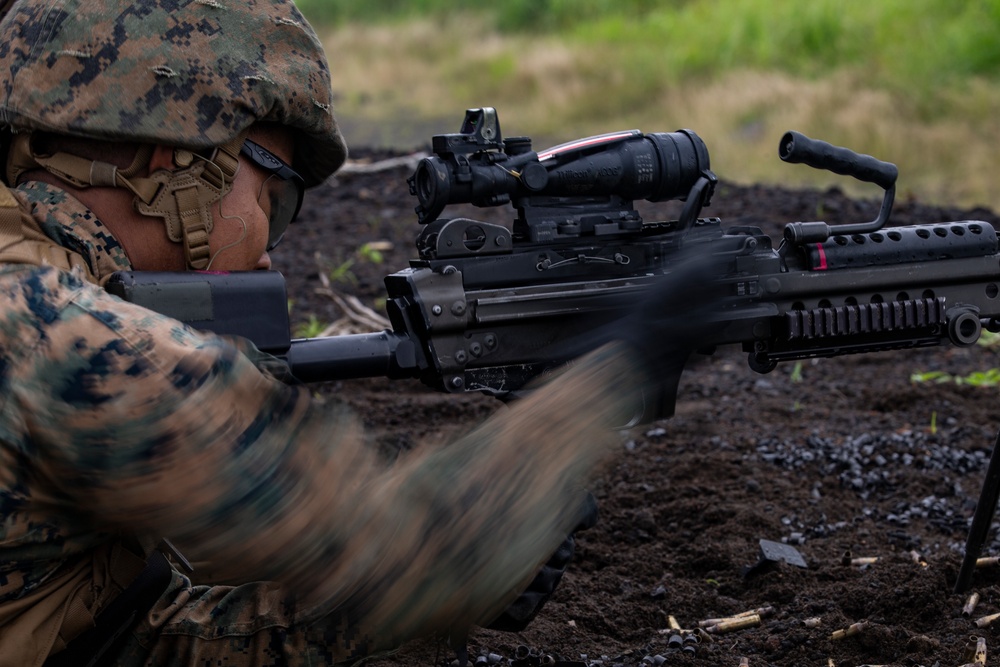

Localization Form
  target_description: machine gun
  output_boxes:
[107,107,1000,425]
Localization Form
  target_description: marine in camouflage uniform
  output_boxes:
[0,1,652,666]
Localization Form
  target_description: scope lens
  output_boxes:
[411,158,451,223]
[414,162,437,204]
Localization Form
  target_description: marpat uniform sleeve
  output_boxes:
[12,270,640,643]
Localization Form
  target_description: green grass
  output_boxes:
[298,1,1000,209]
[575,2,1000,92]
[295,0,673,30]
[298,0,1000,93]
[910,332,1000,387]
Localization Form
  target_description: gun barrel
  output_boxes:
[286,331,417,383]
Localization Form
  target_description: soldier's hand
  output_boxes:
[613,249,729,384]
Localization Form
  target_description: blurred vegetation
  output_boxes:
[296,0,1000,209]
[298,0,1000,92]
[295,0,665,31]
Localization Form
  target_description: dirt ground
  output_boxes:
[269,145,1000,667]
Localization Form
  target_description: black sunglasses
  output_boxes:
[240,139,305,250]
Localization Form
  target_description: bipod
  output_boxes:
[955,429,1000,593]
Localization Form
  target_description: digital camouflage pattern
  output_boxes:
[0,181,642,664]
[0,0,347,186]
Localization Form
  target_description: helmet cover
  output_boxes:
[0,0,347,186]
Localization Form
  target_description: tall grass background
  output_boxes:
[296,0,1000,210]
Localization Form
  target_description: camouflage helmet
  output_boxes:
[0,0,347,187]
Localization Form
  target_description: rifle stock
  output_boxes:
[106,109,1000,423]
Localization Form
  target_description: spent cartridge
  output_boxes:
[705,614,761,634]
[974,612,1000,629]
[830,620,869,640]
[963,592,981,618]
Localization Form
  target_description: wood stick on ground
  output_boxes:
[335,152,430,175]
[311,253,391,335]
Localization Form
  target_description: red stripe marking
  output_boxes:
[537,131,639,161]
[814,243,828,270]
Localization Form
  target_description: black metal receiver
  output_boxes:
[108,108,1000,423]
[377,109,1000,420]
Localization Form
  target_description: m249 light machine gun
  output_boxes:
[108,107,1000,426]
[329,108,1000,420]
[107,107,1000,592]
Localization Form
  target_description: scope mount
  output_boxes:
[431,107,504,157]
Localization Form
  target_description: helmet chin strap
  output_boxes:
[6,130,246,270]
